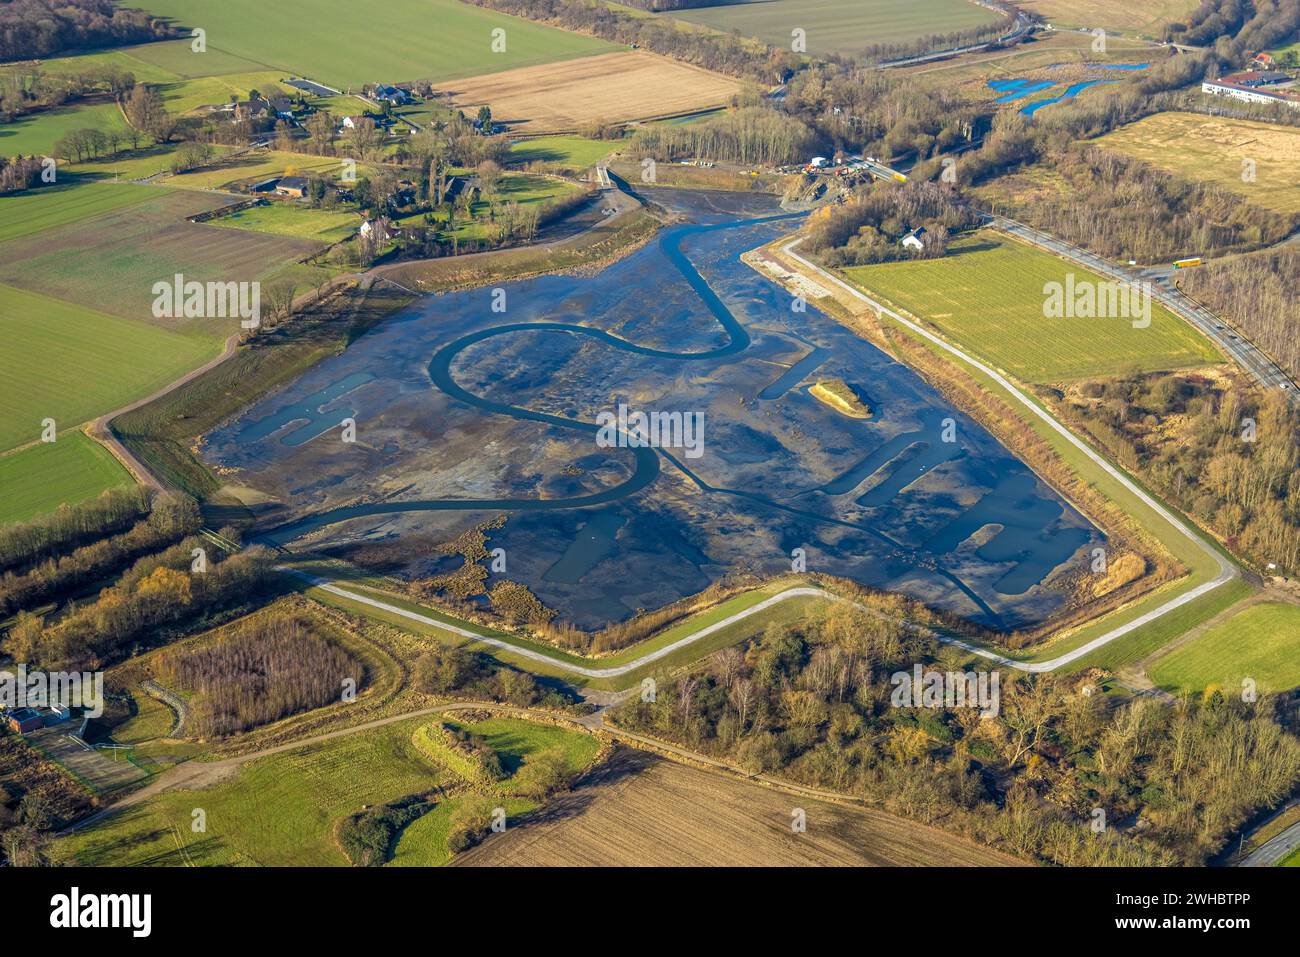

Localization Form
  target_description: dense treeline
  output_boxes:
[1168,0,1255,46]
[781,63,982,164]
[0,493,199,616]
[0,486,150,574]
[629,105,819,166]
[6,544,276,671]
[413,644,577,710]
[1059,375,1300,574]
[154,612,360,738]
[1167,0,1300,60]
[979,144,1297,262]
[1178,249,1300,382]
[805,181,981,265]
[612,602,1300,864]
[0,0,171,62]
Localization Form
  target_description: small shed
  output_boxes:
[901,226,927,251]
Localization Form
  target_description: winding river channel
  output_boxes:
[210,189,1098,631]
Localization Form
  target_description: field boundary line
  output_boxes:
[775,237,1238,672]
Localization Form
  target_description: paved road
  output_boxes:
[301,575,843,679]
[777,238,1239,672]
[879,9,1035,69]
[1238,814,1300,867]
[994,216,1299,401]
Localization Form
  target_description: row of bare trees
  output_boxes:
[0,0,170,61]
[630,105,818,166]
[154,611,359,738]
[0,487,151,575]
[1178,248,1300,381]
[7,542,275,672]
[1061,374,1300,575]
[0,494,200,617]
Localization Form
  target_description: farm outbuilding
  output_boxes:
[6,708,43,734]
[275,176,310,198]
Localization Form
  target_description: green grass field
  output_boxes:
[1018,0,1201,36]
[133,0,617,87]
[666,0,1000,57]
[162,149,345,190]
[0,432,133,525]
[0,99,129,158]
[0,179,156,243]
[112,692,179,747]
[155,71,287,114]
[1147,602,1300,696]
[65,142,205,181]
[0,185,321,322]
[209,201,360,242]
[842,231,1221,382]
[27,46,184,84]
[510,135,617,169]
[54,713,598,866]
[54,717,442,866]
[1096,113,1300,216]
[34,40,272,81]
[122,40,280,79]
[0,284,217,453]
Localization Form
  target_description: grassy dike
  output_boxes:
[763,236,1249,674]
[294,567,827,693]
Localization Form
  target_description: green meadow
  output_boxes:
[1148,602,1300,696]
[210,201,360,242]
[0,179,155,243]
[54,714,600,866]
[0,99,129,158]
[667,0,1000,57]
[843,231,1221,382]
[510,134,617,169]
[0,284,217,453]
[0,432,133,525]
[132,0,617,87]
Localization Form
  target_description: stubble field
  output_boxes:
[439,51,743,132]
[1095,113,1300,215]
[455,748,1019,866]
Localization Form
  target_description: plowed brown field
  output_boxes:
[438,51,742,132]
[454,748,1023,866]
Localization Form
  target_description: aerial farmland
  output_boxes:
[0,0,1298,911]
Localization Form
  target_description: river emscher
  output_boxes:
[205,189,1098,632]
